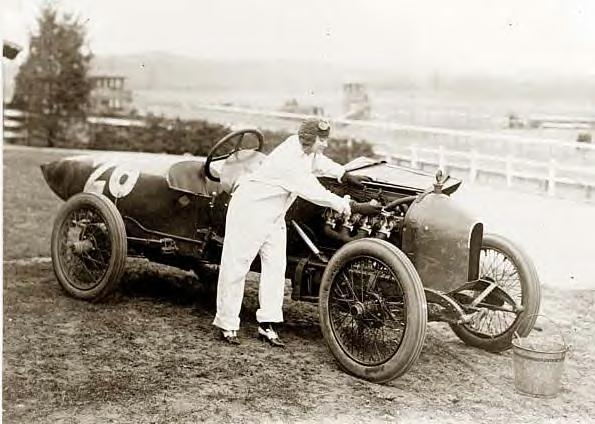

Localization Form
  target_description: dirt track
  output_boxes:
[3,146,595,423]
[3,258,595,423]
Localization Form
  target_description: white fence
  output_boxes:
[2,109,146,143]
[186,103,595,157]
[3,108,28,141]
[183,104,595,202]
[378,145,595,201]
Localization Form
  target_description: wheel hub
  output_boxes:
[349,302,365,317]
[69,239,94,255]
[350,300,385,328]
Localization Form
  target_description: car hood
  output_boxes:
[344,157,461,194]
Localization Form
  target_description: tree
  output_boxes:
[11,4,92,147]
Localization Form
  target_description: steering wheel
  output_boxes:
[204,129,265,182]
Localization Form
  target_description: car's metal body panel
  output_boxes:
[41,150,477,293]
[402,193,483,291]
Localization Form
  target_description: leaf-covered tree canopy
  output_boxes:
[11,4,92,146]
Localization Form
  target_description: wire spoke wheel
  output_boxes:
[329,257,407,366]
[450,233,541,352]
[57,208,111,291]
[319,238,427,383]
[51,193,127,301]
[462,247,522,337]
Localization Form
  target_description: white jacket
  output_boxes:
[236,134,351,224]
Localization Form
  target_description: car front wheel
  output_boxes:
[319,238,427,383]
[51,192,127,301]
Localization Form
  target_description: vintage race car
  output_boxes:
[41,129,541,383]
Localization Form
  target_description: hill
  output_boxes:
[5,50,594,109]
[89,52,595,103]
[92,52,348,92]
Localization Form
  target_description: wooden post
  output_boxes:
[548,159,556,196]
[410,145,419,168]
[506,155,513,188]
[438,145,446,173]
[469,150,478,184]
[347,138,353,162]
[384,151,392,164]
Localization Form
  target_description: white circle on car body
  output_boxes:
[108,166,140,198]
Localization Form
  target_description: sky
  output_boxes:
[2,0,595,78]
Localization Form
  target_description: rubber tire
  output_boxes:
[51,193,127,301]
[319,238,427,383]
[450,233,541,352]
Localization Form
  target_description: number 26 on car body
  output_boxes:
[83,162,140,199]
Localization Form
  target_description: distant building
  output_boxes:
[507,113,526,129]
[89,75,133,115]
[527,115,595,129]
[279,98,325,116]
[342,81,371,120]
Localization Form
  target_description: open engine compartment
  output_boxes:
[287,170,481,300]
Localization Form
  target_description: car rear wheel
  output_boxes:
[450,233,541,352]
[319,238,427,383]
[51,193,127,301]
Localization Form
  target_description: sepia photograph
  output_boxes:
[2,0,594,422]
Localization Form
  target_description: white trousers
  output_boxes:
[212,193,287,331]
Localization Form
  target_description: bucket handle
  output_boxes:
[513,314,571,352]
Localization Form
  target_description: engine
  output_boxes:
[289,170,482,300]
[289,199,410,301]
[322,202,408,244]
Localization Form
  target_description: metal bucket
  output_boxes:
[511,315,570,398]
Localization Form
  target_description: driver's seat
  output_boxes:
[167,150,265,196]
[168,159,217,195]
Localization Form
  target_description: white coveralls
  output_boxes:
[213,135,351,331]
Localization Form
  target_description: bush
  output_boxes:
[89,115,374,164]
[577,132,592,144]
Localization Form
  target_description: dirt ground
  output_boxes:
[3,145,595,423]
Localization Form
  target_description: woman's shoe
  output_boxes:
[220,329,240,345]
[257,323,285,347]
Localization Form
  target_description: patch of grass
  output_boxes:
[2,261,330,422]
[3,148,69,259]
